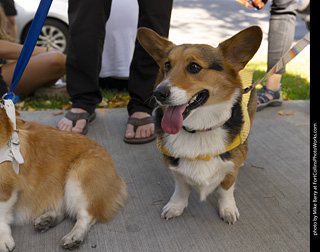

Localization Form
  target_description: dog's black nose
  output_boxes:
[154,85,170,103]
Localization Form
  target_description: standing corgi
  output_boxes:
[137,26,262,224]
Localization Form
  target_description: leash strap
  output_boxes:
[0,0,52,173]
[0,99,24,174]
[7,0,53,97]
[243,32,310,94]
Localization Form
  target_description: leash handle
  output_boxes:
[7,0,53,97]
[243,32,310,94]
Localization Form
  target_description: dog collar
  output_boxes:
[182,115,231,134]
[157,68,253,161]
[182,126,213,134]
[0,99,24,174]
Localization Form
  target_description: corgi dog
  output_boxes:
[0,105,127,251]
[137,26,262,224]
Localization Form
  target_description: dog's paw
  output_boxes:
[34,214,55,233]
[60,232,84,250]
[0,234,15,252]
[219,205,240,225]
[161,201,187,220]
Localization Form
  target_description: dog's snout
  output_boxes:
[154,85,170,103]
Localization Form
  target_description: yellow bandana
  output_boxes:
[157,68,253,161]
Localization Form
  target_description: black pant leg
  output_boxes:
[66,0,112,114]
[127,0,173,116]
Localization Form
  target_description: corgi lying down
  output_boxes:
[137,26,262,224]
[0,105,127,251]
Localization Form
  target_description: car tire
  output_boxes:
[21,18,69,54]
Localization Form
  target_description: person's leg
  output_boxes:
[1,51,65,96]
[259,0,297,104]
[125,0,173,141]
[58,0,112,134]
[5,16,17,42]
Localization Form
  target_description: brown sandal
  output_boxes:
[123,116,156,144]
[64,111,96,135]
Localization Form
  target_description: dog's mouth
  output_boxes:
[183,90,209,119]
[161,90,209,134]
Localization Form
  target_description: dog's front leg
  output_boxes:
[161,172,191,220]
[217,184,239,225]
[0,192,18,252]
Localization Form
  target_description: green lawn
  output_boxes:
[247,54,310,100]
[16,54,310,111]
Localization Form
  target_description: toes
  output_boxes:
[135,124,154,139]
[72,119,87,134]
[125,124,135,139]
[126,112,155,140]
[57,118,73,132]
[135,127,145,139]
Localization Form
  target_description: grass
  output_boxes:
[15,88,130,111]
[15,54,310,111]
[247,54,310,100]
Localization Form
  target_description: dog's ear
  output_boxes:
[137,27,175,64]
[218,26,262,72]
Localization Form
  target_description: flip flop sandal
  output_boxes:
[64,111,96,135]
[257,86,283,111]
[123,116,157,144]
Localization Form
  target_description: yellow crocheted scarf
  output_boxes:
[157,68,253,161]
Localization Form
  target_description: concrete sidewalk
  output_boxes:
[169,0,310,56]
[12,100,310,252]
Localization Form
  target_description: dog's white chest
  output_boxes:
[169,157,234,201]
[163,128,229,160]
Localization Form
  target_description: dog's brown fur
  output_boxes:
[0,108,127,251]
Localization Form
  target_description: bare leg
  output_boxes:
[1,51,66,96]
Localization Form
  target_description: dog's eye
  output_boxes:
[164,62,171,73]
[187,63,202,73]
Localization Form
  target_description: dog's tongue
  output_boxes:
[161,104,188,134]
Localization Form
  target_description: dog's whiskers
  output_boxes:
[143,93,157,107]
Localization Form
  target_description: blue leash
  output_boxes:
[4,0,53,102]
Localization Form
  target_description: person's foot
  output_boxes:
[125,112,155,140]
[256,74,283,111]
[57,108,88,134]
[256,86,283,111]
